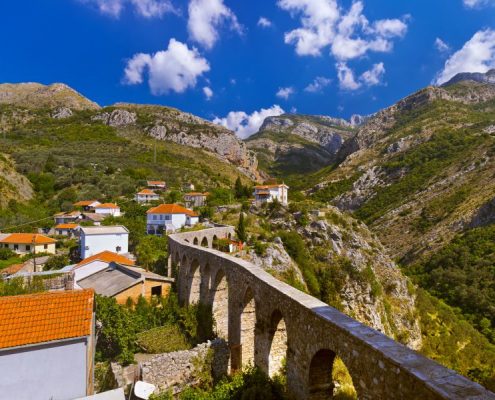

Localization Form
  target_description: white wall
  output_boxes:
[94,209,120,217]
[80,233,128,259]
[0,338,88,400]
[147,213,187,232]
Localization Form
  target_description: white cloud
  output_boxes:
[435,37,450,53]
[337,62,385,90]
[435,29,495,85]
[258,17,272,28]
[213,105,285,138]
[276,87,295,99]
[123,38,210,95]
[304,76,331,92]
[187,0,242,49]
[278,0,407,60]
[203,86,213,100]
[81,0,176,18]
[463,0,495,8]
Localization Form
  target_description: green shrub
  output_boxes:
[137,325,191,353]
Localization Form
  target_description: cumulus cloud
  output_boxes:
[276,87,295,99]
[81,0,176,18]
[258,17,272,28]
[337,62,385,90]
[435,29,495,85]
[213,105,285,139]
[278,0,407,59]
[203,86,213,100]
[435,37,450,53]
[304,76,331,92]
[463,0,495,8]
[123,38,210,95]
[188,0,242,49]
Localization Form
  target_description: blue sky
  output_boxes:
[0,0,494,137]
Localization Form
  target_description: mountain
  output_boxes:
[246,114,357,178]
[442,69,495,86]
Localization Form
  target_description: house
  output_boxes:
[0,233,56,255]
[184,192,208,208]
[183,182,195,191]
[146,204,199,234]
[73,200,101,212]
[78,262,173,304]
[81,212,106,226]
[54,210,81,225]
[147,180,166,190]
[79,226,129,259]
[54,223,79,237]
[94,203,121,217]
[253,184,289,206]
[135,189,160,204]
[0,290,95,400]
[70,251,135,287]
[1,256,52,277]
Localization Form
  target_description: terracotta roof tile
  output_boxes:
[0,290,94,349]
[0,233,56,245]
[146,204,198,217]
[95,203,119,209]
[55,223,79,230]
[137,189,157,195]
[76,251,135,268]
[74,200,99,207]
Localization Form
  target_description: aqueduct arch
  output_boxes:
[168,226,495,400]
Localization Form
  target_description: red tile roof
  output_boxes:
[147,180,166,185]
[74,200,99,207]
[146,204,198,217]
[76,251,135,268]
[0,263,24,275]
[254,184,289,189]
[0,233,57,245]
[95,203,119,209]
[55,223,79,230]
[137,189,157,195]
[0,290,94,349]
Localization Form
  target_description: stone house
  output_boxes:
[54,210,82,225]
[253,184,289,206]
[0,233,56,255]
[73,200,101,212]
[135,189,160,204]
[146,204,199,234]
[0,290,96,400]
[79,226,129,259]
[54,223,80,237]
[184,192,208,208]
[94,203,121,217]
[77,262,173,304]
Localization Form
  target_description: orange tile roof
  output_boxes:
[76,251,135,268]
[254,184,288,189]
[0,290,94,349]
[1,264,24,275]
[138,189,157,195]
[95,203,119,209]
[0,233,57,245]
[184,192,207,197]
[147,180,166,185]
[74,200,99,207]
[55,223,79,230]
[146,204,198,217]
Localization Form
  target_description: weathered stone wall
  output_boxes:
[141,339,229,394]
[169,227,495,400]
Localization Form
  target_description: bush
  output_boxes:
[44,254,69,270]
[137,325,191,353]
[0,248,15,261]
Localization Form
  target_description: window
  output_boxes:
[151,286,162,296]
[26,245,30,251]
[85,246,89,250]
[44,244,48,249]
[14,245,18,250]
[153,215,157,220]
[116,246,121,252]
[165,215,171,220]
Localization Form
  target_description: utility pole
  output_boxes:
[32,234,37,273]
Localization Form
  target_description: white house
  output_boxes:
[135,189,160,204]
[79,226,129,259]
[0,233,57,256]
[146,204,199,234]
[94,203,121,217]
[253,184,289,206]
[0,290,95,400]
[73,200,101,212]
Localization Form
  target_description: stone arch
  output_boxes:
[187,259,201,305]
[240,286,256,367]
[212,235,219,249]
[201,236,209,248]
[308,349,336,399]
[193,237,199,245]
[228,232,232,239]
[210,269,228,339]
[268,309,288,378]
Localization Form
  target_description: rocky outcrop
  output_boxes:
[442,68,495,86]
[51,107,73,119]
[0,154,34,207]
[92,109,137,127]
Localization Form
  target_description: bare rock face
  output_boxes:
[93,109,137,127]
[51,107,73,119]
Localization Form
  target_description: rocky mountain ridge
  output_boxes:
[442,68,495,86]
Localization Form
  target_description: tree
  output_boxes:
[44,254,69,270]
[236,212,247,243]
[235,177,243,199]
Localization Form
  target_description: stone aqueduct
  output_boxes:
[168,226,495,400]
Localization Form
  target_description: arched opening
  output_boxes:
[201,236,209,247]
[211,269,228,339]
[240,287,256,367]
[193,237,199,245]
[212,235,219,249]
[308,350,357,400]
[268,310,287,378]
[188,259,201,305]
[228,232,232,239]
